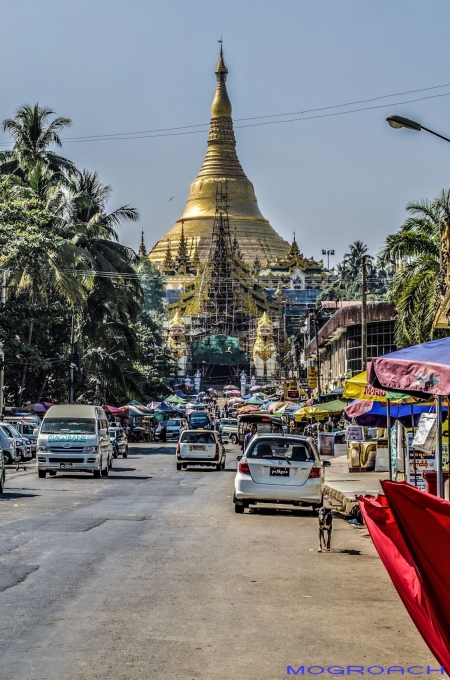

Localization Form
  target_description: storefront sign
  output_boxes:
[345,426,364,442]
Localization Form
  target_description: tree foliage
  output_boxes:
[0,104,170,407]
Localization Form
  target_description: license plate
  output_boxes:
[60,462,73,469]
[270,467,289,477]
[189,445,206,451]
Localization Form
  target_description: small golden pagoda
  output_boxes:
[149,45,289,268]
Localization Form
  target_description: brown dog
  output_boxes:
[318,506,333,552]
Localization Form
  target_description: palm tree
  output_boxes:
[379,191,447,347]
[0,104,76,180]
[62,171,144,395]
[343,240,373,280]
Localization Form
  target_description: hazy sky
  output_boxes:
[2,0,450,267]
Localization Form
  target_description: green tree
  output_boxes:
[379,191,446,347]
[0,104,75,180]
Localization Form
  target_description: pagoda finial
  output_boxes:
[212,41,231,118]
[215,38,228,79]
[138,229,147,258]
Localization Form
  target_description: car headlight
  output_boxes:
[37,446,50,453]
[83,446,98,453]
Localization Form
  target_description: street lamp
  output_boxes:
[321,249,335,270]
[386,114,450,144]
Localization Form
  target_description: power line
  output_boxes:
[1,83,450,148]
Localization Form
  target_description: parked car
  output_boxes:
[155,418,187,440]
[0,448,5,493]
[109,427,128,458]
[0,423,20,465]
[1,423,32,463]
[4,419,38,456]
[233,434,330,514]
[219,418,238,442]
[176,429,225,470]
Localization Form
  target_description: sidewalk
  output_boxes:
[323,443,389,511]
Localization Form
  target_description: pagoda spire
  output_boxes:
[138,229,147,258]
[162,239,174,272]
[175,221,191,273]
[286,232,300,260]
[191,239,201,273]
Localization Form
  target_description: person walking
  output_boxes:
[160,423,167,443]
[243,424,257,452]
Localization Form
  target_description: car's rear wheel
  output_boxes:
[93,468,101,479]
[0,471,5,493]
[234,503,245,514]
[38,470,46,479]
[3,451,12,465]
[176,463,182,471]
[230,434,237,444]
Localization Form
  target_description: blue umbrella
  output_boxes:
[344,399,446,427]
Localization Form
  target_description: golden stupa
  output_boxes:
[148,46,289,268]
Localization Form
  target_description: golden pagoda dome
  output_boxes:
[148,45,289,268]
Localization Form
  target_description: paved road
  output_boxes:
[0,443,437,680]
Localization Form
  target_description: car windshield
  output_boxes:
[5,424,20,437]
[181,432,215,444]
[21,423,36,435]
[166,420,181,427]
[41,418,96,434]
[246,439,314,462]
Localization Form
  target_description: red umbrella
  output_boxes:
[227,390,241,396]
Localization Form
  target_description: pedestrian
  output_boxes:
[243,424,257,452]
[160,424,167,443]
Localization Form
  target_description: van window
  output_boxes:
[41,418,96,434]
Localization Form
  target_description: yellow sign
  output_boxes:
[307,366,318,388]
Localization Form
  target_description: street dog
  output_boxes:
[318,507,333,552]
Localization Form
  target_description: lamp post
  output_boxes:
[386,114,450,144]
[321,249,335,270]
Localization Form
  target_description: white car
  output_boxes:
[176,429,225,470]
[233,434,330,514]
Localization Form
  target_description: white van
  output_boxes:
[36,405,112,479]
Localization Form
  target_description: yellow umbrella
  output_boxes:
[343,371,415,403]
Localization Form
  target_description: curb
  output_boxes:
[324,483,358,515]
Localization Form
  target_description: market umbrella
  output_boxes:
[146,401,161,411]
[294,399,347,421]
[236,405,260,414]
[343,371,415,402]
[246,395,264,405]
[33,402,53,413]
[369,337,450,397]
[224,385,239,390]
[227,389,241,396]
[250,385,261,392]
[103,405,123,415]
[344,399,443,428]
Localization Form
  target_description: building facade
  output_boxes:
[304,302,396,393]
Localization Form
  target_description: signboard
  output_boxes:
[287,389,299,399]
[407,431,435,491]
[307,366,318,388]
[412,414,437,453]
[318,433,335,456]
[345,425,364,442]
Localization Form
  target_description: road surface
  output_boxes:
[0,442,438,679]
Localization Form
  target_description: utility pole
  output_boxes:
[0,270,6,418]
[69,314,75,404]
[361,255,368,372]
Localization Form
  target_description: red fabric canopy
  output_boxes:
[359,482,450,674]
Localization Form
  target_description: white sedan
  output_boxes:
[233,434,330,514]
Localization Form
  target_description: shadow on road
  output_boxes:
[332,548,362,556]
[0,491,39,501]
[247,507,315,517]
